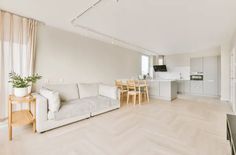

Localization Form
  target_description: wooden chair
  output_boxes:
[126,80,141,105]
[115,80,128,103]
[138,80,150,103]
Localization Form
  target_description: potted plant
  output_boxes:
[25,73,42,93]
[9,72,42,97]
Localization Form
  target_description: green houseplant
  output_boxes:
[9,72,42,97]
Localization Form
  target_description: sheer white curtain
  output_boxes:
[0,10,38,119]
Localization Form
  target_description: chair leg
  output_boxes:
[146,88,150,103]
[127,94,129,105]
[139,93,141,105]
[133,95,136,106]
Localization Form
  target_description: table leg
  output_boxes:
[33,99,36,132]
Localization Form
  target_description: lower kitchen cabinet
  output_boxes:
[203,80,218,96]
[190,81,203,95]
[177,80,190,94]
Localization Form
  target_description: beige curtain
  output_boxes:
[0,10,38,119]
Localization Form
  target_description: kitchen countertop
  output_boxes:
[147,79,177,82]
[147,79,190,82]
[176,79,190,81]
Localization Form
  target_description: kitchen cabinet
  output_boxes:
[184,81,190,94]
[190,81,203,95]
[177,80,184,94]
[203,56,218,96]
[149,80,159,97]
[159,81,171,98]
[148,80,177,101]
[177,80,190,94]
[190,57,203,73]
[190,56,219,97]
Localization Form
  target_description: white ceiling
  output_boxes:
[1,0,236,55]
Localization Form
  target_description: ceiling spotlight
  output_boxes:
[113,0,119,2]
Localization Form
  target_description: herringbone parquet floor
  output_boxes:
[0,96,232,155]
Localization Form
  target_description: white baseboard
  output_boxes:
[221,97,229,101]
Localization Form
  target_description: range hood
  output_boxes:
[153,55,167,72]
[153,65,167,72]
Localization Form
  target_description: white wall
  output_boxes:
[155,47,221,80]
[221,44,231,101]
[35,25,142,87]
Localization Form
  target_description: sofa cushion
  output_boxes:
[53,99,91,120]
[87,96,119,113]
[78,83,99,99]
[99,84,118,100]
[40,88,61,112]
[44,83,79,101]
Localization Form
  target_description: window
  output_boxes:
[141,55,149,75]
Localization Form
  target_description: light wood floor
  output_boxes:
[0,96,232,155]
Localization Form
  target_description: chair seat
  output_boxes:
[120,90,128,93]
[128,91,140,95]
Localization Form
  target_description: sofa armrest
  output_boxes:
[99,84,119,100]
[32,93,48,122]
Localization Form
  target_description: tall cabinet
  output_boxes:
[190,57,203,74]
[190,56,219,97]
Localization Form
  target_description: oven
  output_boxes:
[190,75,204,81]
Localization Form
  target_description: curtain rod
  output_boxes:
[0,9,45,25]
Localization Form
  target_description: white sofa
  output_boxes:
[34,83,120,133]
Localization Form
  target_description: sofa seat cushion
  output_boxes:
[44,83,79,102]
[53,99,91,121]
[87,96,119,114]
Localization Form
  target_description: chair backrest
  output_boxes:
[138,80,148,91]
[138,80,147,86]
[115,80,122,89]
[127,80,137,91]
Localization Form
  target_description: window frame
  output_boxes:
[141,55,150,75]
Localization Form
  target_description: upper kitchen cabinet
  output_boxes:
[190,57,203,74]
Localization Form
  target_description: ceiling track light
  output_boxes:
[71,0,156,55]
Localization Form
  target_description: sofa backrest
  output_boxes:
[78,83,99,99]
[43,83,79,101]
[99,84,118,100]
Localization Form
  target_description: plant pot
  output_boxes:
[14,87,29,97]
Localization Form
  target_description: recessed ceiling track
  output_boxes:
[71,0,156,55]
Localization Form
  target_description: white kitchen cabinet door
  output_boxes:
[159,81,171,97]
[177,81,184,94]
[203,56,218,96]
[190,81,203,95]
[148,81,159,97]
[190,57,203,73]
[184,81,190,94]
